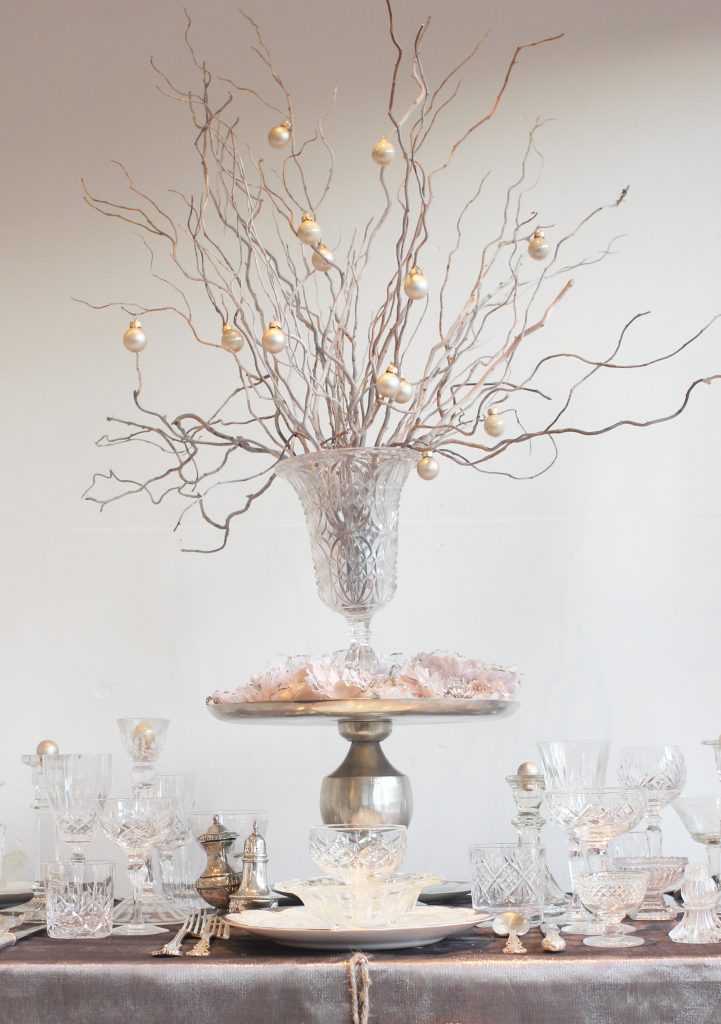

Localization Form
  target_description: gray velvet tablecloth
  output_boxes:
[2,922,721,1024]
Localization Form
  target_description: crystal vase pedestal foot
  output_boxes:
[321,719,412,826]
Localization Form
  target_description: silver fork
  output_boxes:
[186,914,230,957]
[151,908,207,957]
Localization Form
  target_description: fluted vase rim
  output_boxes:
[275,446,417,476]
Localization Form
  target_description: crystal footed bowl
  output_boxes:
[543,788,647,848]
[612,856,687,920]
[275,874,442,928]
[308,825,407,882]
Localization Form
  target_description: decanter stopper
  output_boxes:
[229,821,277,911]
[669,864,721,943]
[195,815,241,911]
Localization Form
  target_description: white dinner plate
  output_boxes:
[418,881,472,904]
[0,884,34,910]
[225,904,490,950]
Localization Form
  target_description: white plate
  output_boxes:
[225,905,490,950]
[0,884,34,910]
[419,881,472,904]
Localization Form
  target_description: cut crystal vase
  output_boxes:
[275,447,416,669]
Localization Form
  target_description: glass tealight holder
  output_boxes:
[308,825,407,882]
[45,861,114,939]
[470,844,545,926]
[669,864,721,943]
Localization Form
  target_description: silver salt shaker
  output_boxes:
[228,821,277,912]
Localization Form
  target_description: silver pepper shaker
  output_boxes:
[228,821,277,912]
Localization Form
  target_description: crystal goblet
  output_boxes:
[308,825,407,882]
[544,787,647,934]
[618,745,686,855]
[576,870,649,948]
[672,795,721,897]
[44,754,113,863]
[153,774,199,889]
[97,796,175,936]
[537,742,610,927]
[158,843,210,914]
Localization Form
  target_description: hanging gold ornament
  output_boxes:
[311,244,335,273]
[372,136,395,166]
[395,377,413,404]
[268,119,292,149]
[297,213,322,246]
[528,229,550,261]
[376,363,400,399]
[403,266,428,300]
[221,322,245,353]
[262,320,286,354]
[484,408,505,437]
[417,451,439,480]
[123,318,147,353]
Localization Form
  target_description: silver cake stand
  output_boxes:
[206,698,518,826]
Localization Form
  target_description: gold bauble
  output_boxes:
[123,319,147,353]
[372,137,395,166]
[311,244,335,273]
[221,323,245,352]
[297,213,322,246]
[516,761,539,779]
[395,378,413,404]
[403,266,428,300]
[131,720,156,750]
[36,739,60,756]
[262,320,286,354]
[268,120,291,149]
[484,408,505,437]
[376,364,400,399]
[417,452,439,480]
[528,229,550,261]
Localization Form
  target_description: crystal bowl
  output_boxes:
[308,825,407,882]
[613,856,687,920]
[275,873,442,928]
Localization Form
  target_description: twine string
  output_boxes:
[347,951,371,1024]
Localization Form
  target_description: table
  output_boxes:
[3,921,721,1024]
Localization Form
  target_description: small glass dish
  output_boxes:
[308,825,407,882]
[612,856,687,920]
[275,873,441,928]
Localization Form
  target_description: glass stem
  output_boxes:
[70,844,87,864]
[568,841,587,911]
[346,618,375,668]
[128,855,145,930]
[646,805,663,856]
[706,843,720,885]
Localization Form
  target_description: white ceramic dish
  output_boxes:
[418,880,472,904]
[0,884,34,910]
[225,904,489,951]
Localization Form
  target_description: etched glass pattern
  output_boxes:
[308,825,407,882]
[276,448,415,664]
[543,788,647,848]
[470,844,545,924]
[45,861,114,939]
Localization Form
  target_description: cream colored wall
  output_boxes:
[1,0,720,888]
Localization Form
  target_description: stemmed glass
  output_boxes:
[673,795,721,894]
[98,796,175,936]
[117,719,169,794]
[618,745,686,855]
[44,755,112,863]
[154,774,200,889]
[544,787,647,933]
[576,870,649,948]
[537,741,609,927]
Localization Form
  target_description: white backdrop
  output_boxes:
[1,0,720,891]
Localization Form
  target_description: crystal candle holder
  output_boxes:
[669,864,721,943]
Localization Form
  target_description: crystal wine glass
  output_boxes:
[44,754,113,863]
[672,794,721,898]
[617,745,686,855]
[544,787,647,934]
[576,870,649,948]
[98,796,175,936]
[537,741,609,927]
[153,773,200,888]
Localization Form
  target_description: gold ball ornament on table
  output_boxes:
[267,119,292,149]
[297,213,322,246]
[371,136,395,166]
[528,229,550,261]
[262,320,286,355]
[311,244,335,273]
[395,377,413,404]
[123,319,147,353]
[484,408,505,438]
[416,451,439,481]
[376,364,400,399]
[403,266,428,300]
[36,739,60,756]
[221,323,245,353]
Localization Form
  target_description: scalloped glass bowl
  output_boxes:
[276,873,442,928]
[612,856,687,920]
[308,825,407,882]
